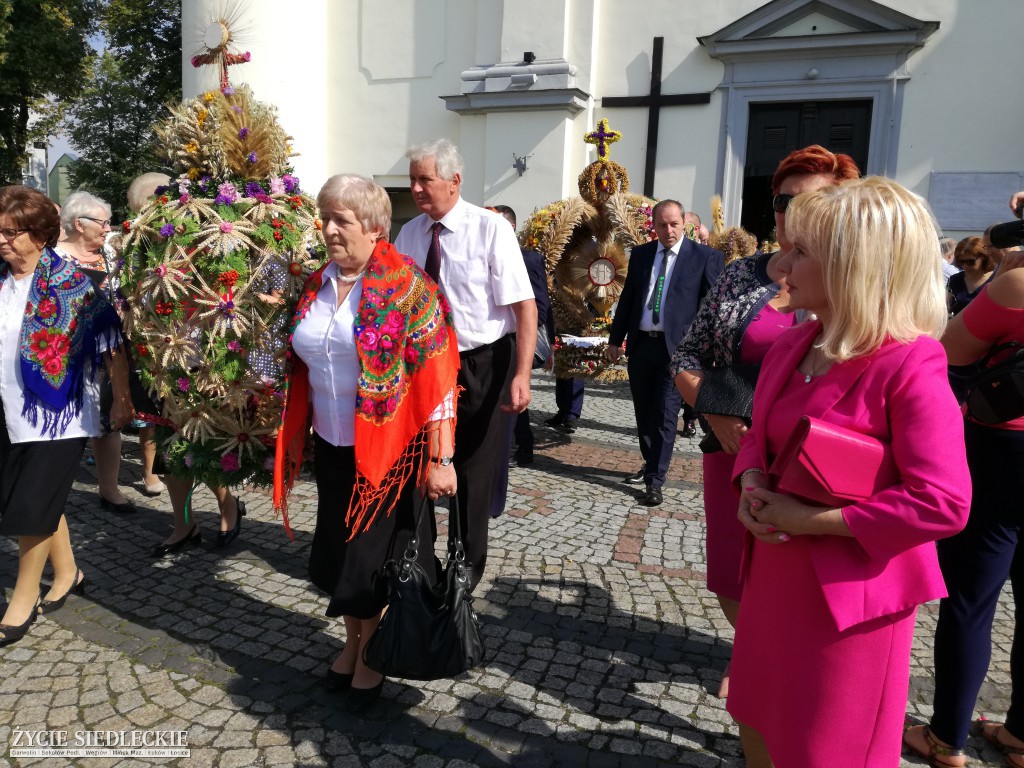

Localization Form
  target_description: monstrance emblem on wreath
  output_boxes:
[520,119,697,381]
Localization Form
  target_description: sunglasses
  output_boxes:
[80,216,111,227]
[0,227,28,240]
[772,193,795,214]
[954,257,978,268]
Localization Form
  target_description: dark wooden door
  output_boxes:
[741,100,872,246]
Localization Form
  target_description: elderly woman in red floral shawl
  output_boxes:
[0,185,133,647]
[274,174,459,711]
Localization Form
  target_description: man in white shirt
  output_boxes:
[394,138,537,587]
[606,200,725,506]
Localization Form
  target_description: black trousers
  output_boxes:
[625,332,682,488]
[930,421,1024,747]
[448,334,516,589]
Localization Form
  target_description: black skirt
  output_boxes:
[0,406,87,536]
[308,433,439,619]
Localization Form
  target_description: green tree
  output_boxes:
[65,0,181,218]
[0,0,97,185]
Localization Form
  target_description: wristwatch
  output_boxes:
[434,456,454,466]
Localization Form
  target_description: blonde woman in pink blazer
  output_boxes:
[728,177,971,767]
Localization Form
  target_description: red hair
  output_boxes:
[771,145,860,195]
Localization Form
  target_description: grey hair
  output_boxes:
[61,190,111,234]
[406,139,464,181]
[127,172,171,213]
[317,174,392,239]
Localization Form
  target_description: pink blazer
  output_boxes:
[734,321,971,632]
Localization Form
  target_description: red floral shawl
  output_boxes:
[273,240,459,537]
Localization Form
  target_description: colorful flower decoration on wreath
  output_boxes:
[120,81,325,489]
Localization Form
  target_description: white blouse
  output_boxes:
[0,273,102,443]
[290,262,454,448]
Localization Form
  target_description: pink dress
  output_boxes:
[703,304,796,600]
[726,369,917,767]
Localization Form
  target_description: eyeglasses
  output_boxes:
[772,193,795,214]
[0,227,28,240]
[80,216,111,227]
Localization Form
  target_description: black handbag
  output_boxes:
[362,495,485,681]
[693,364,759,453]
[965,342,1024,425]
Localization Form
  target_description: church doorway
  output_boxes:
[740,99,872,246]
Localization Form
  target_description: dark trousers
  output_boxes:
[554,377,585,419]
[930,422,1024,747]
[513,410,533,454]
[626,333,682,488]
[449,334,516,589]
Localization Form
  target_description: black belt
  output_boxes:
[640,330,664,338]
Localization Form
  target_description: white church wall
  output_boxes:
[180,0,1024,239]
[886,0,1024,234]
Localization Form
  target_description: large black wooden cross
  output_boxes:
[602,37,712,197]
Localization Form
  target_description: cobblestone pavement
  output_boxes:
[0,371,1014,767]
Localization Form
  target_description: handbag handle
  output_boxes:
[397,492,470,580]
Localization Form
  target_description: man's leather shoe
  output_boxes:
[641,486,664,506]
[623,467,646,485]
[510,451,534,467]
[681,420,697,438]
[559,417,578,434]
[544,414,566,427]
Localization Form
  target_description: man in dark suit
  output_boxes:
[606,199,725,506]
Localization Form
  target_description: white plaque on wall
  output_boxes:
[928,172,1024,231]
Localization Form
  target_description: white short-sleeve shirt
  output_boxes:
[394,196,534,352]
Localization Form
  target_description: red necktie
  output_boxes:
[425,221,443,282]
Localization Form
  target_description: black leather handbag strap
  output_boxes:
[399,493,468,579]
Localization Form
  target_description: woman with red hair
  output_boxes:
[674,145,860,698]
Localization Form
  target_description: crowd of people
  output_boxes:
[1,135,1023,765]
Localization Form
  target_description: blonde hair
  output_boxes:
[317,174,391,239]
[785,176,947,361]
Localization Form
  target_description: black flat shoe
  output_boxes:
[151,525,201,558]
[0,606,38,647]
[99,494,137,514]
[38,569,86,615]
[344,678,384,712]
[325,668,354,693]
[216,499,247,548]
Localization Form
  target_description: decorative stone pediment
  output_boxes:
[442,58,589,115]
[699,0,938,61]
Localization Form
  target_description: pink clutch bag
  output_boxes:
[768,416,898,507]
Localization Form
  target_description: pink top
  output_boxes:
[961,286,1024,430]
[734,321,971,631]
[738,303,797,366]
